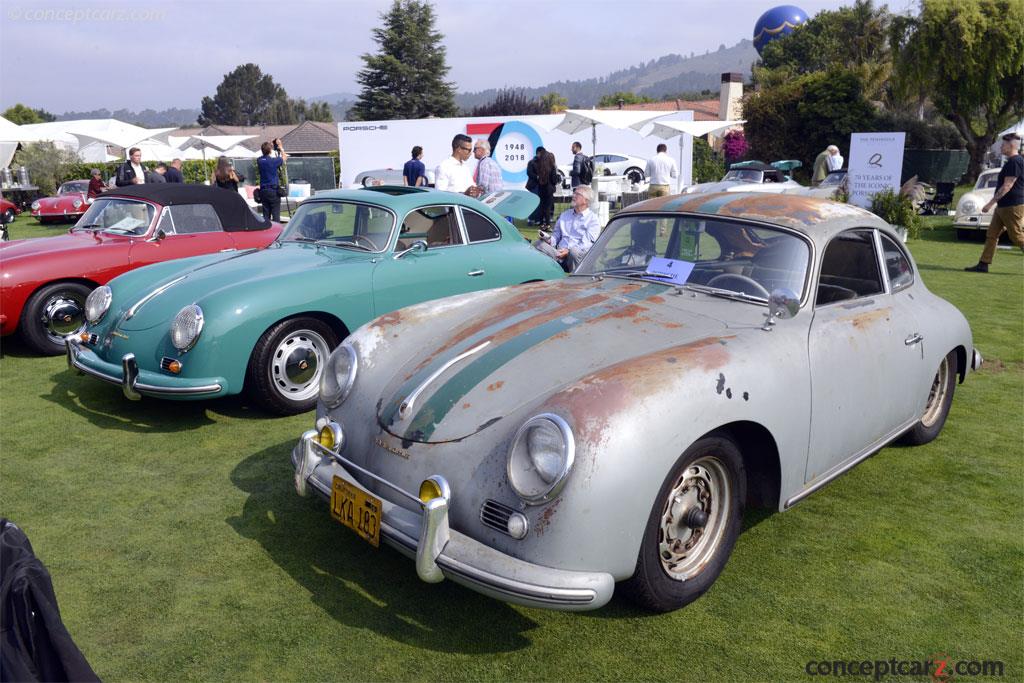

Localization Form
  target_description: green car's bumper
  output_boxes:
[66,337,225,400]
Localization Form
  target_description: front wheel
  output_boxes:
[2,208,14,223]
[246,317,340,415]
[20,281,92,355]
[899,350,956,446]
[624,167,645,184]
[620,435,745,612]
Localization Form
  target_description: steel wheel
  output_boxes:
[3,209,14,223]
[920,355,951,428]
[21,281,92,355]
[269,329,331,402]
[899,350,957,446]
[657,456,733,581]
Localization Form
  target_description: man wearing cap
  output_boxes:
[965,133,1024,273]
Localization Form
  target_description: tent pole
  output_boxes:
[591,123,597,157]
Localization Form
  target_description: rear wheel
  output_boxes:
[624,167,645,184]
[899,350,956,446]
[20,282,92,355]
[955,228,972,241]
[2,208,14,223]
[246,317,339,415]
[621,435,745,612]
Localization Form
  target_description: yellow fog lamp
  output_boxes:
[316,422,344,452]
[418,475,450,504]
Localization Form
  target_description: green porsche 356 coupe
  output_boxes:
[67,187,563,414]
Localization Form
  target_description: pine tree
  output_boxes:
[349,0,457,121]
[198,64,295,126]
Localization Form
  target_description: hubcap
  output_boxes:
[658,456,732,581]
[920,356,950,427]
[270,329,329,401]
[42,295,85,338]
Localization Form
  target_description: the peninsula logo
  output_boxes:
[375,436,410,459]
[342,125,389,132]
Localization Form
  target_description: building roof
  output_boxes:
[609,99,721,121]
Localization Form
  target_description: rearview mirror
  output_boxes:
[394,240,428,259]
[146,228,166,243]
[763,288,799,330]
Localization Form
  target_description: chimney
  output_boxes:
[720,72,743,121]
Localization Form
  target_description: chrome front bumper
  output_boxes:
[66,337,223,400]
[292,428,615,611]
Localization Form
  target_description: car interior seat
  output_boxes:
[299,211,327,240]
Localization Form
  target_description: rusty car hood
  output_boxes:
[374,277,737,444]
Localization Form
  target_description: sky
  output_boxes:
[0,0,915,114]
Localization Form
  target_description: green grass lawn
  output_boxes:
[1,212,1021,681]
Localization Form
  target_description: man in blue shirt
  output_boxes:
[533,185,601,272]
[257,138,288,221]
[403,146,426,186]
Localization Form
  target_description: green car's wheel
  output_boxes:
[20,281,92,355]
[247,317,339,415]
[621,435,745,612]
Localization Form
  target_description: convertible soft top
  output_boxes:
[101,184,273,231]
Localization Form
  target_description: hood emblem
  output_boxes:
[375,437,410,460]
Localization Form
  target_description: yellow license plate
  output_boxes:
[330,476,381,548]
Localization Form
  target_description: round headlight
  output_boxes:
[507,414,575,505]
[170,304,204,351]
[72,199,83,209]
[84,285,112,325]
[31,201,40,210]
[320,342,358,409]
[960,199,977,215]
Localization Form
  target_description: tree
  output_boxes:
[300,101,334,123]
[12,142,80,195]
[349,0,457,120]
[3,103,55,124]
[198,64,296,126]
[891,0,1024,180]
[469,90,547,116]
[539,92,568,114]
[596,91,654,108]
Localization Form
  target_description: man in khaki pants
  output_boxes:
[645,143,678,198]
[965,132,1024,273]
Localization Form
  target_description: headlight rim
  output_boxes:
[320,342,358,409]
[507,413,575,505]
[170,303,204,352]
[959,199,977,215]
[84,285,112,325]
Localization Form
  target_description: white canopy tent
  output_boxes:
[554,110,676,155]
[645,119,745,189]
[185,134,258,166]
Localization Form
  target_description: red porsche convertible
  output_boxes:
[30,180,91,223]
[1,184,282,354]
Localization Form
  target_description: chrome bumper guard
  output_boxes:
[972,347,983,372]
[65,337,222,398]
[293,428,614,610]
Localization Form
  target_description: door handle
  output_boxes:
[467,269,485,277]
[904,333,924,346]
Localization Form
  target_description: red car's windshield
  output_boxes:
[76,198,156,235]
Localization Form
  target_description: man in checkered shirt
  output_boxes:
[473,139,504,195]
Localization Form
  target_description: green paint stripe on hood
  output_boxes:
[661,193,743,214]
[398,282,665,442]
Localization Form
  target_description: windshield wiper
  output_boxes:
[323,240,373,252]
[71,223,103,232]
[684,283,767,303]
[283,236,317,243]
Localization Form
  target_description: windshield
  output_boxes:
[75,198,156,235]
[59,181,89,195]
[575,215,810,302]
[976,173,999,190]
[280,200,395,252]
[723,169,762,183]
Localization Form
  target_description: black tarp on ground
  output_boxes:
[0,520,98,682]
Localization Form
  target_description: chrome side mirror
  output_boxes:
[762,288,799,331]
[146,228,166,243]
[394,240,428,259]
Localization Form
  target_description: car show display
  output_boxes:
[682,160,802,195]
[1,184,281,355]
[67,187,564,415]
[291,192,979,612]
[953,169,1001,239]
[29,179,90,223]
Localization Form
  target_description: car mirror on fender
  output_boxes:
[393,240,428,259]
[146,228,166,243]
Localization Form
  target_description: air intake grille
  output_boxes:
[160,357,178,371]
[480,499,516,536]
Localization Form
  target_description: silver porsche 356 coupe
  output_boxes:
[291,192,980,612]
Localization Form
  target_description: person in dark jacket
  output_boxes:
[210,156,244,192]
[526,151,542,226]
[164,158,185,183]
[114,147,145,186]
[257,138,287,221]
[535,146,557,229]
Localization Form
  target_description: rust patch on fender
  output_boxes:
[840,307,892,330]
[461,402,471,409]
[370,310,402,330]
[486,381,504,392]
[533,498,561,536]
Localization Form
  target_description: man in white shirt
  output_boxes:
[434,134,481,196]
[533,185,601,271]
[114,147,146,186]
[644,143,678,197]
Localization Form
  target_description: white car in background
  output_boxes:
[783,170,847,200]
[351,168,435,188]
[683,162,802,195]
[556,153,648,189]
[954,169,1000,239]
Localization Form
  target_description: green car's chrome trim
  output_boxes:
[67,338,223,397]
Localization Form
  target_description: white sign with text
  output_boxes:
[847,132,906,208]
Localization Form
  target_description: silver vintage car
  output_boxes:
[291,192,981,612]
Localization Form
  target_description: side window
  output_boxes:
[816,229,884,306]
[609,155,626,163]
[401,206,463,248]
[167,204,223,234]
[461,209,500,243]
[880,233,914,292]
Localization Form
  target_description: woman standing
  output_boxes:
[211,156,244,191]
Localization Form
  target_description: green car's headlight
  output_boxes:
[507,413,575,505]
[320,342,358,409]
[170,304,204,352]
[84,285,112,325]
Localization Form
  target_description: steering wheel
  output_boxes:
[344,234,378,250]
[707,273,771,298]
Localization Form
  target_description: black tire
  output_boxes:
[624,167,645,184]
[245,317,340,415]
[2,209,14,224]
[899,350,957,446]
[955,228,975,241]
[621,435,746,612]
[20,282,92,355]
[556,170,566,188]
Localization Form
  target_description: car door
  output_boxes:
[805,228,923,484]
[370,204,487,316]
[129,204,235,268]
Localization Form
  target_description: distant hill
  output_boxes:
[56,107,201,127]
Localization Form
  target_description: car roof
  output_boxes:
[311,186,492,212]
[100,184,273,232]
[618,191,891,240]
